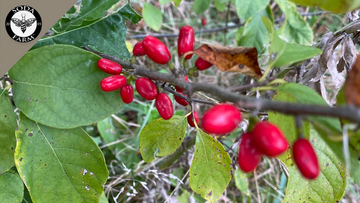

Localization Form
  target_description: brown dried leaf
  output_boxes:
[193,44,263,79]
[345,54,360,106]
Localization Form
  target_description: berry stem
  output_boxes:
[130,56,136,64]
[295,115,304,138]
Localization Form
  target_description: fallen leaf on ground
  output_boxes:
[345,54,360,106]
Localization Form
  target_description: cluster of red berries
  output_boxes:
[237,122,320,180]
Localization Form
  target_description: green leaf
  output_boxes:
[289,0,360,13]
[237,7,272,53]
[97,117,117,150]
[283,128,347,202]
[274,83,360,186]
[214,0,226,12]
[262,17,321,67]
[193,0,211,14]
[233,169,249,196]
[100,192,109,203]
[139,116,187,163]
[189,129,232,203]
[275,83,342,139]
[159,0,172,5]
[15,112,108,203]
[142,3,162,31]
[177,190,191,203]
[235,0,269,21]
[173,0,182,7]
[269,91,311,167]
[52,0,120,32]
[275,0,313,45]
[118,4,143,24]
[0,169,24,202]
[32,11,131,60]
[8,45,122,129]
[0,89,17,174]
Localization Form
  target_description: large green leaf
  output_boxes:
[235,0,269,21]
[0,89,17,174]
[139,116,187,163]
[262,17,321,67]
[237,7,272,53]
[14,113,108,203]
[283,128,347,202]
[274,83,360,186]
[52,0,120,32]
[32,11,131,60]
[193,0,211,14]
[275,0,313,45]
[289,0,360,13]
[0,169,24,202]
[189,129,232,203]
[269,91,311,167]
[142,3,162,31]
[97,117,117,151]
[8,45,122,129]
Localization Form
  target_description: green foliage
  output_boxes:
[283,129,347,202]
[139,116,187,163]
[0,89,16,174]
[9,45,122,129]
[237,6,273,53]
[193,0,211,14]
[233,169,249,196]
[275,0,313,45]
[52,0,120,33]
[214,0,227,12]
[235,0,269,21]
[269,91,311,167]
[15,112,108,203]
[0,169,24,202]
[143,3,163,31]
[289,0,360,13]
[262,17,322,67]
[32,9,132,60]
[97,117,117,151]
[189,129,232,203]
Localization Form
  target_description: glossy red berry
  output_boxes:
[175,76,189,92]
[195,57,213,71]
[120,84,134,104]
[97,58,122,75]
[238,132,262,172]
[133,41,146,56]
[293,138,320,180]
[100,75,127,92]
[156,93,174,120]
[187,111,199,127]
[201,17,207,26]
[252,122,289,157]
[178,26,195,60]
[174,92,189,106]
[135,77,158,100]
[142,36,171,64]
[201,104,242,135]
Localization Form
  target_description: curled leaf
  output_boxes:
[193,44,263,79]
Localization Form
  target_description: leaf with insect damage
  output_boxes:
[193,44,263,79]
[345,54,360,106]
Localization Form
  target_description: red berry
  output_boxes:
[201,17,207,26]
[201,104,242,135]
[133,41,146,56]
[135,77,158,100]
[293,138,320,180]
[187,111,199,127]
[142,36,171,64]
[174,92,189,106]
[195,57,213,71]
[156,93,174,120]
[178,26,195,60]
[238,132,262,172]
[252,122,289,157]
[120,84,134,104]
[100,75,127,92]
[97,58,122,75]
[175,75,189,92]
